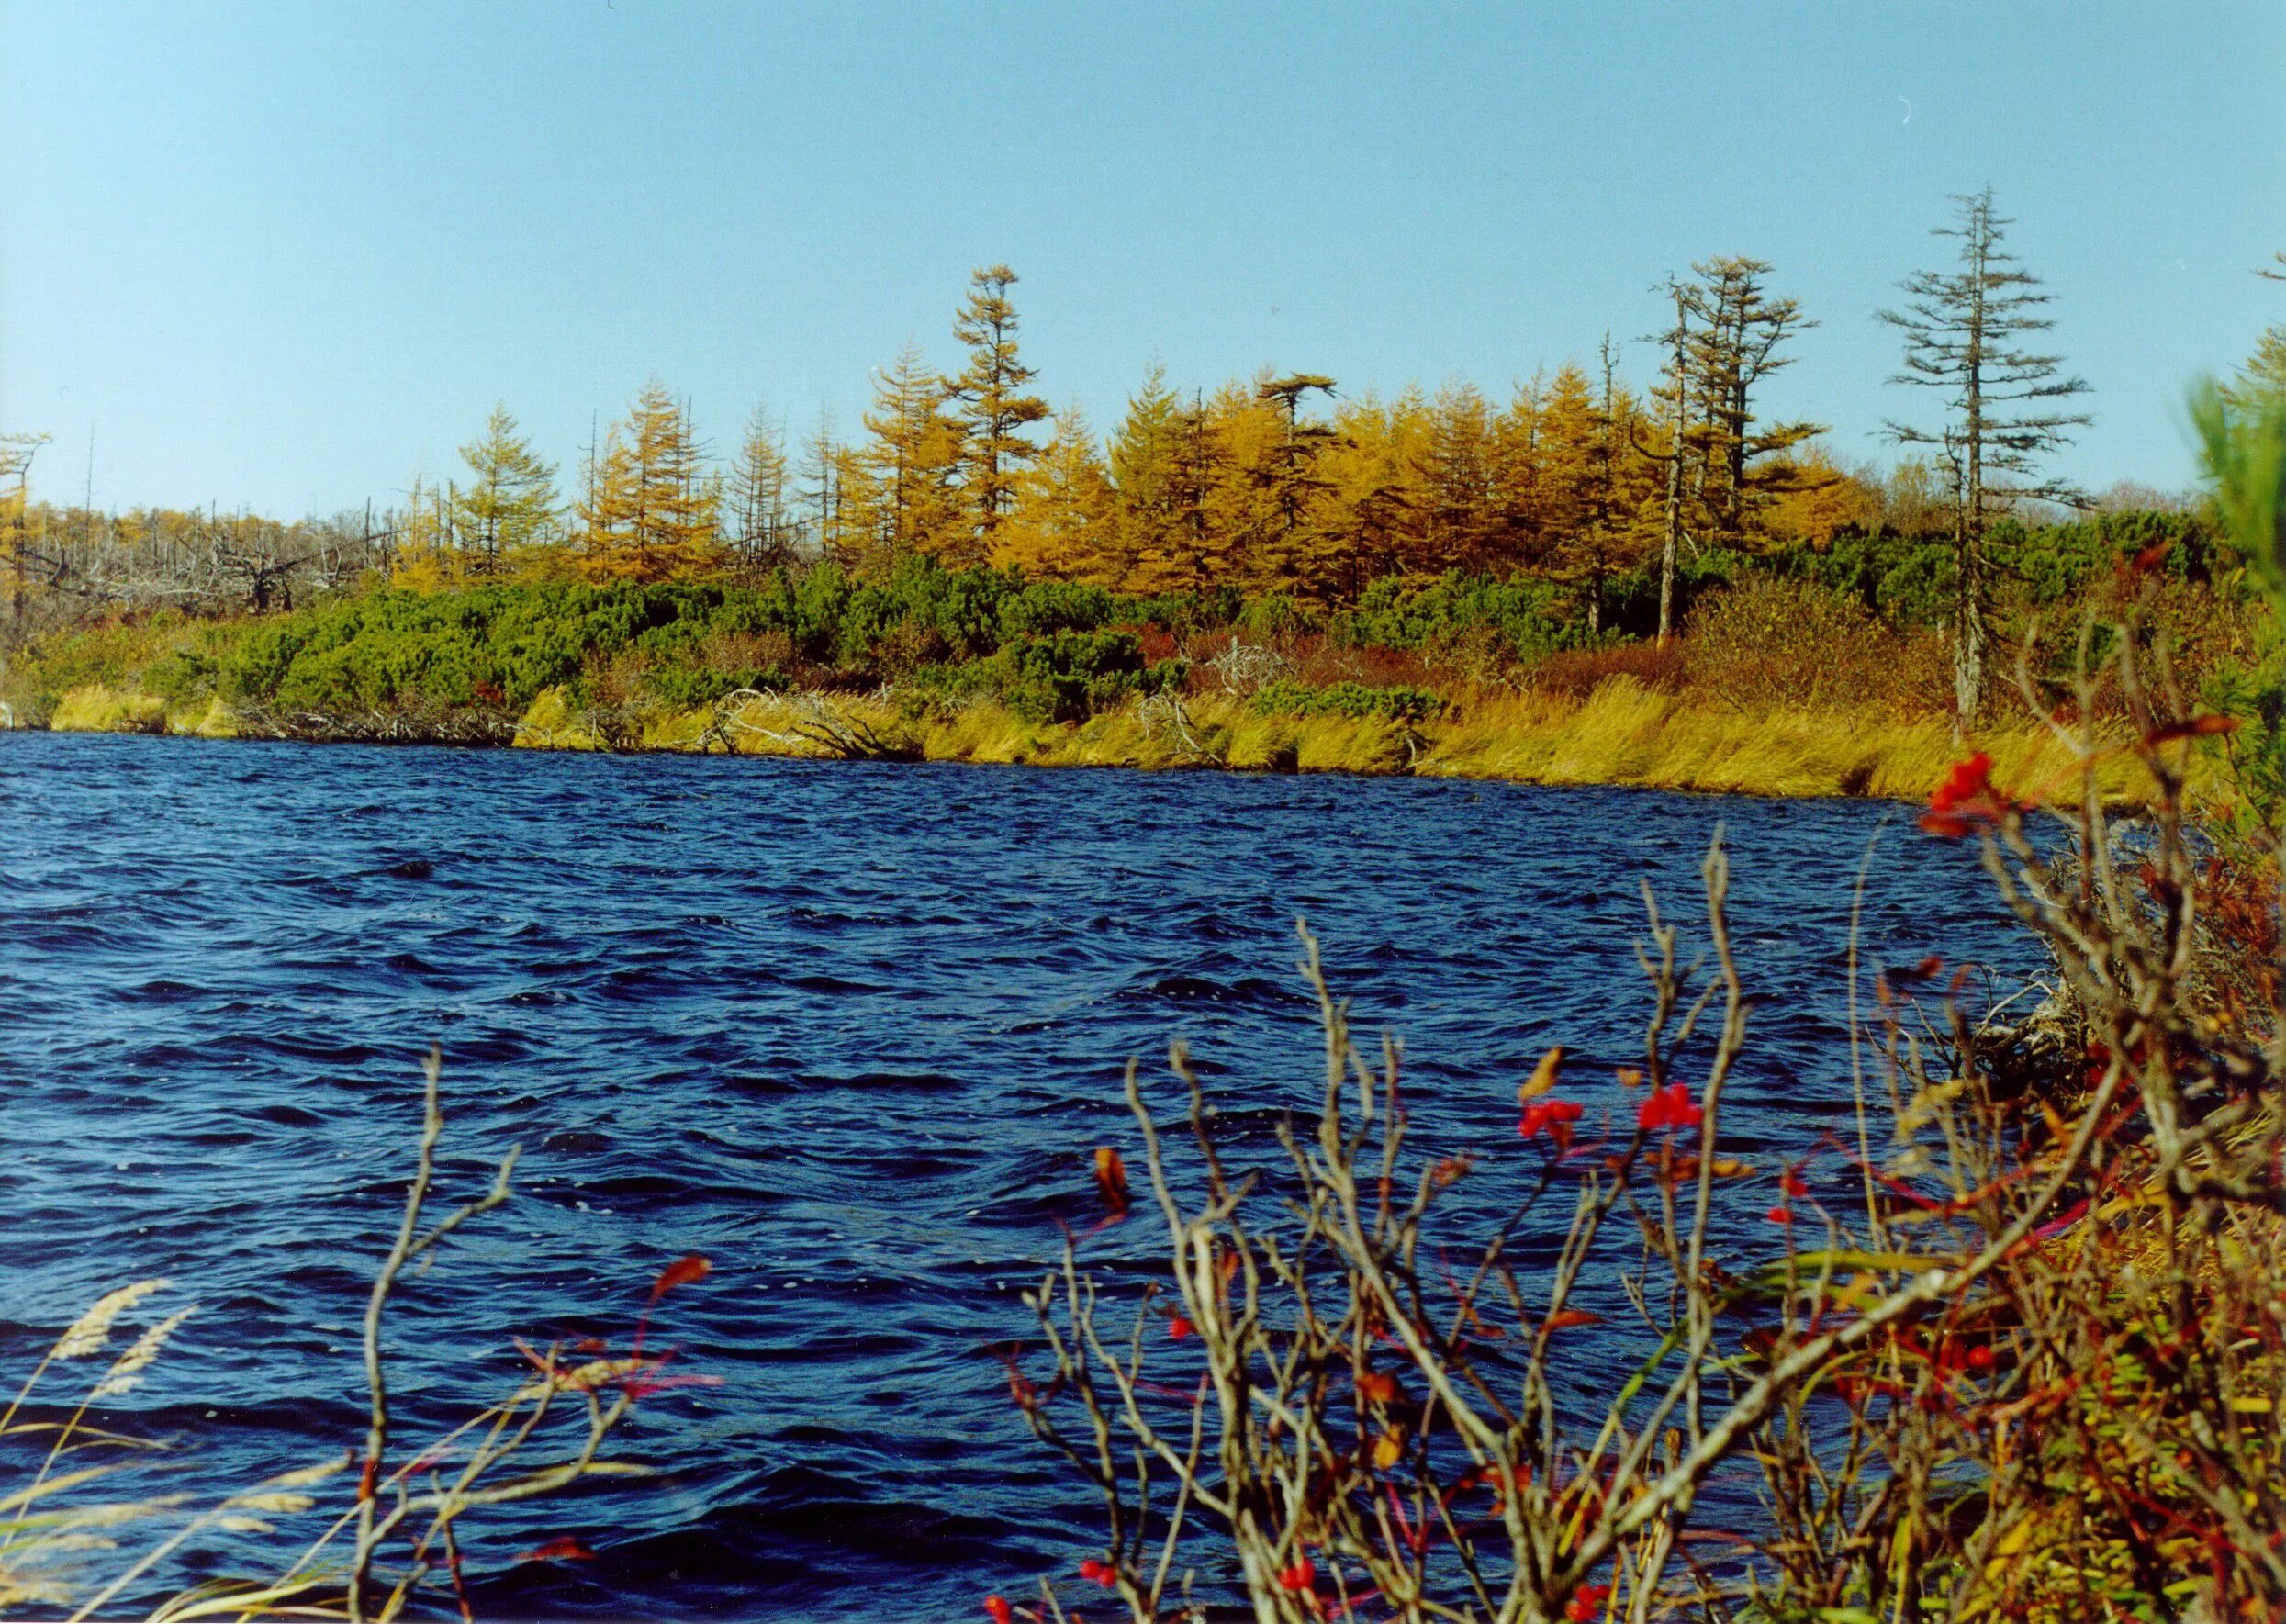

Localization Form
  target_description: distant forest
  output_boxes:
[3,202,2280,656]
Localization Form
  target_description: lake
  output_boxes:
[0,734,2031,1620]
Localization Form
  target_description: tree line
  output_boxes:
[9,193,2280,715]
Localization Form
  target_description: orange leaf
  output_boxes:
[649,1254,712,1303]
[518,1535,596,1563]
[1356,1370,1398,1406]
[1093,1147,1131,1221]
[1543,1310,1602,1332]
[1518,1045,1566,1102]
[2145,714,2241,745]
[1370,1428,1406,1470]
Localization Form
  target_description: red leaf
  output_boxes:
[1277,1557,1317,1592]
[1167,1314,1193,1341]
[1078,1558,1116,1588]
[1518,1098,1585,1143]
[984,1597,1014,1624]
[517,1535,596,1563]
[1635,1083,1697,1134]
[649,1254,712,1304]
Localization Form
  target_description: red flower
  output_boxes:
[1078,1559,1116,1589]
[1518,1098,1584,1146]
[984,1598,1014,1624]
[1168,1314,1193,1340]
[1277,1557,1317,1592]
[1565,1582,1611,1621]
[1635,1083,1697,1134]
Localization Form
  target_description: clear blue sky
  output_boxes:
[3,1,2280,517]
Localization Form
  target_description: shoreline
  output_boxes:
[24,677,2168,807]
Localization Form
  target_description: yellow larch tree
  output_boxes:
[579,381,722,584]
[999,403,1116,580]
[858,340,965,573]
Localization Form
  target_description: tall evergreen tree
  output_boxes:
[452,405,558,574]
[1683,256,1822,548]
[1879,188,2090,720]
[1250,373,1340,596]
[947,264,1050,564]
[1131,392,1229,593]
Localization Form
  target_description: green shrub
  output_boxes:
[1249,678,1445,723]
[975,631,1183,723]
[1342,573,1577,664]
[647,665,790,709]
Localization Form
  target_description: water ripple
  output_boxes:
[0,734,2030,1619]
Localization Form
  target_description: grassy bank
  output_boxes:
[1,550,2254,807]
[31,672,2176,806]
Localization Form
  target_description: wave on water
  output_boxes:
[0,734,2032,1619]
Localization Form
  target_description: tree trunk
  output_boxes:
[1953,527,1985,729]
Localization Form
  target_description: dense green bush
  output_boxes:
[978,631,1184,724]
[1340,573,1578,664]
[1249,678,1445,723]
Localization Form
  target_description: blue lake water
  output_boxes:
[0,734,2031,1619]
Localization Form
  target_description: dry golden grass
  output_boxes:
[639,679,2175,808]
[46,673,2196,810]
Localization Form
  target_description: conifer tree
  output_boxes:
[727,404,793,579]
[1,431,50,623]
[2222,252,2286,409]
[1636,281,1698,643]
[1001,404,1115,579]
[1683,256,1822,548]
[1418,384,1496,575]
[1132,392,1230,593]
[1489,375,1549,573]
[580,382,721,583]
[1324,394,1418,597]
[1534,364,1601,561]
[1549,337,1654,633]
[796,412,838,560]
[861,340,965,568]
[451,405,558,574]
[1107,364,1183,588]
[1250,373,1340,597]
[1879,188,2090,720]
[947,265,1049,564]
